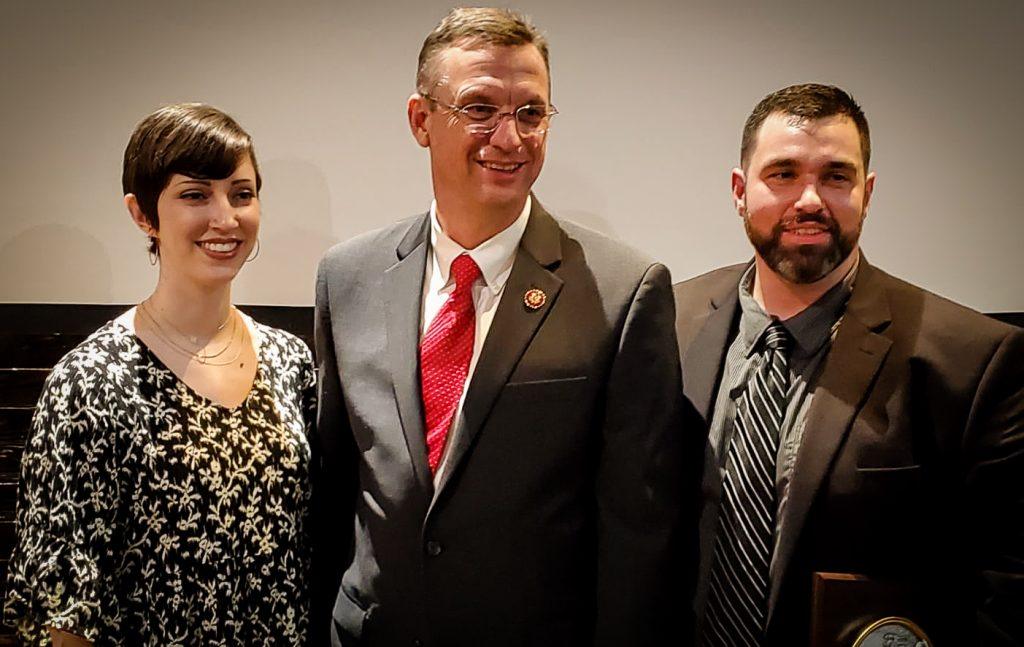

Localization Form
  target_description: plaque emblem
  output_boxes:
[853,617,931,647]
[524,288,546,310]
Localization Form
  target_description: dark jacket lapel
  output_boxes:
[682,274,742,424]
[384,214,433,495]
[768,259,893,618]
[430,201,564,505]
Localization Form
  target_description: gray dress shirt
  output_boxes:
[695,263,855,619]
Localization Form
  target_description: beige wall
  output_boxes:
[2,0,1021,310]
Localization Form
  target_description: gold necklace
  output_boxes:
[139,302,246,366]
[163,301,232,345]
[139,300,237,361]
[141,299,233,349]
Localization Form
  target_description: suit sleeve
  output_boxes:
[593,262,702,646]
[309,258,360,647]
[963,326,1024,646]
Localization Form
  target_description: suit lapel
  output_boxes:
[384,215,433,495]
[768,260,893,618]
[683,283,740,424]
[430,202,564,505]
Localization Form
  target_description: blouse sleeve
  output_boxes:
[4,358,124,644]
[300,343,317,443]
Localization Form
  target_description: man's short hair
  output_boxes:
[122,103,261,255]
[416,7,550,92]
[740,83,871,170]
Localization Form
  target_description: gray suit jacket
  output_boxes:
[312,200,699,647]
[674,258,1024,645]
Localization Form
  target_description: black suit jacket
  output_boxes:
[312,200,700,647]
[674,258,1024,645]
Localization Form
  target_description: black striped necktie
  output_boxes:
[702,322,792,646]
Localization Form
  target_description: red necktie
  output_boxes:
[420,253,481,473]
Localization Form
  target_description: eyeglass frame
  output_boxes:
[417,91,559,138]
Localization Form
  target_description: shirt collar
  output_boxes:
[429,195,531,295]
[737,253,859,360]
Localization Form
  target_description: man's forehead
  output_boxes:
[431,43,548,89]
[764,112,855,136]
[751,113,862,164]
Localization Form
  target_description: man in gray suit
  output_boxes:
[676,83,1024,645]
[312,8,698,646]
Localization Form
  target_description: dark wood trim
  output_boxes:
[0,304,314,351]
[0,303,1017,338]
[989,312,1024,328]
[0,303,313,334]
[0,302,1017,640]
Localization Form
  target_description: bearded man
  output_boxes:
[674,83,1024,646]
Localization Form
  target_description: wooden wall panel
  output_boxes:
[0,303,1017,641]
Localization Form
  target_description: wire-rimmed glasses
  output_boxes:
[419,92,559,138]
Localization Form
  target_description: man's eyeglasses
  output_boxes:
[419,92,559,138]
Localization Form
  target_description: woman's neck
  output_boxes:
[144,277,233,340]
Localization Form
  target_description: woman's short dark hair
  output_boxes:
[122,103,261,254]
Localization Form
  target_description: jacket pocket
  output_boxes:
[855,463,922,474]
[852,463,924,511]
[502,376,589,402]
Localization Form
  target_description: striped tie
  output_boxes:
[702,322,791,646]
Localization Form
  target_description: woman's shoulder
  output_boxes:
[30,317,145,441]
[41,316,147,405]
[50,318,140,379]
[247,316,313,366]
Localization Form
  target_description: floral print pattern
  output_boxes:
[4,317,315,646]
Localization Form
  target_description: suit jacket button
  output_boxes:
[425,540,443,557]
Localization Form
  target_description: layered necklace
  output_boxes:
[138,300,246,366]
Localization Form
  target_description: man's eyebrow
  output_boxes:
[761,158,798,170]
[455,86,498,103]
[824,160,859,173]
[455,86,547,106]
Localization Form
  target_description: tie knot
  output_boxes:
[450,253,482,294]
[763,321,791,353]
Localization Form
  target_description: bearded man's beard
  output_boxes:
[744,211,861,284]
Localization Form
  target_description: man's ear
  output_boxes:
[731,168,747,217]
[862,171,876,219]
[125,194,157,238]
[408,94,431,148]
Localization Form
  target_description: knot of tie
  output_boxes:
[450,253,482,296]
[763,321,791,354]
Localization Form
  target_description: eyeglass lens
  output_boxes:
[462,104,552,136]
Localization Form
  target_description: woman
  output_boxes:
[4,104,315,646]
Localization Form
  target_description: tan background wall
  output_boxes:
[1,0,1021,311]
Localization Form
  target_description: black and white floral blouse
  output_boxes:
[4,314,315,646]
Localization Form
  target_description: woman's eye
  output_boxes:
[180,191,206,200]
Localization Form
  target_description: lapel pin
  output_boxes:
[524,288,546,310]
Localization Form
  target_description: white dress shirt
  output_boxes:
[421,196,531,487]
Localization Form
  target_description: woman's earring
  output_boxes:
[148,238,159,266]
